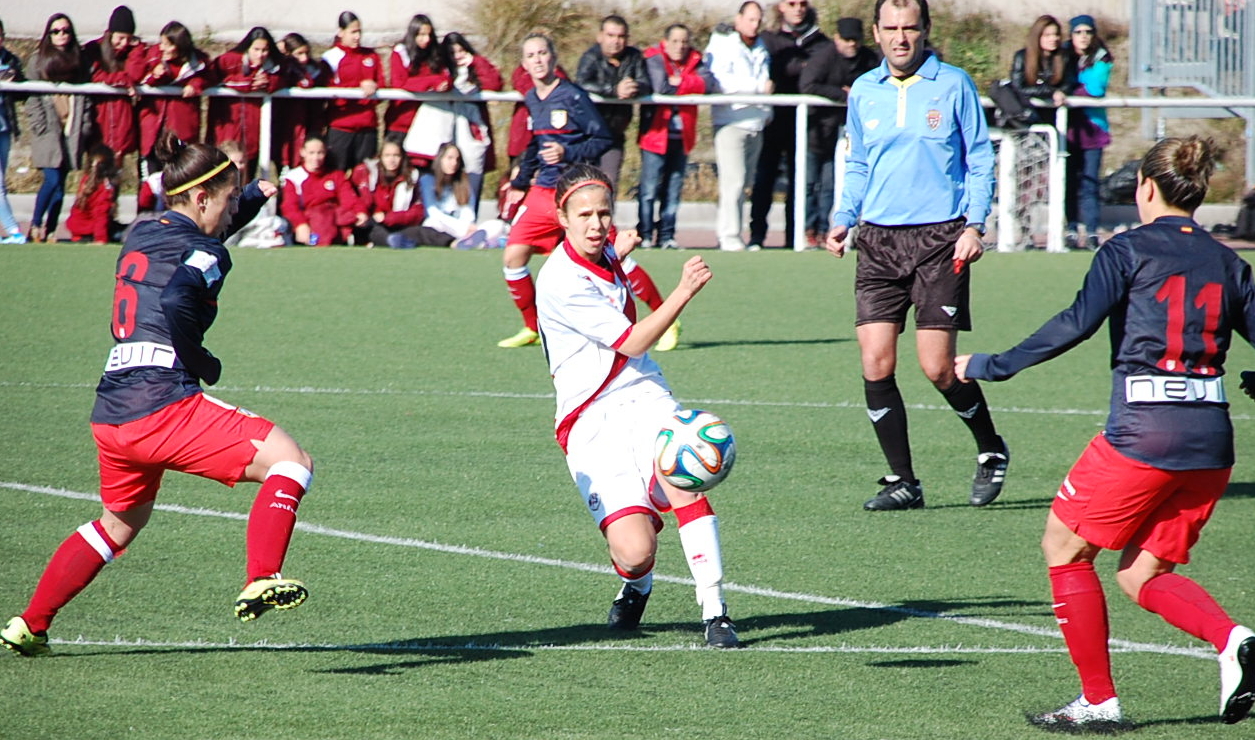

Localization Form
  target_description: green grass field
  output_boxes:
[2,244,1255,740]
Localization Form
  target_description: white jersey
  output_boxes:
[536,240,672,450]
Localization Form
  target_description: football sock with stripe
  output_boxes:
[675,498,726,620]
[22,520,123,634]
[503,266,538,332]
[939,379,1001,453]
[622,259,664,311]
[246,462,312,582]
[1049,562,1117,704]
[864,375,915,481]
[613,559,654,596]
[1138,572,1236,652]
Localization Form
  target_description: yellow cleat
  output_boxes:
[497,327,541,348]
[1,616,50,657]
[654,320,682,352]
[234,576,308,622]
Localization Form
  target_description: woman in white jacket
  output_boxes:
[420,142,509,249]
[703,1,772,252]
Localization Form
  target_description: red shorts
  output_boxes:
[508,186,561,254]
[1053,434,1230,563]
[91,392,276,511]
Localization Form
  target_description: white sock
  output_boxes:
[617,571,653,598]
[679,514,726,620]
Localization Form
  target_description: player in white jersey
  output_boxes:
[535,163,740,648]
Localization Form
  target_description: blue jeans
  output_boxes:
[33,165,68,231]
[637,138,687,243]
[1066,145,1103,234]
[805,148,835,234]
[0,130,17,234]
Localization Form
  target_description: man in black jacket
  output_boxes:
[748,0,829,249]
[576,15,652,190]
[799,17,879,243]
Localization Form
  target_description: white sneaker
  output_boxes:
[719,239,746,252]
[1028,695,1126,731]
[746,243,762,252]
[1220,625,1255,723]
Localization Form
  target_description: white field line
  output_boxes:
[1,481,1214,661]
[4,379,1252,420]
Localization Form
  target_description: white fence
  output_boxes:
[2,80,1253,252]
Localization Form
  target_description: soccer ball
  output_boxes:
[654,409,736,492]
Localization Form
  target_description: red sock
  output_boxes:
[625,264,664,310]
[1049,562,1117,704]
[22,521,122,633]
[674,497,716,526]
[245,463,311,582]
[505,273,538,331]
[1138,572,1236,651]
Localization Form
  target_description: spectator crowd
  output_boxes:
[0,3,1114,249]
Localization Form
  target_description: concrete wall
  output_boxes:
[2,0,1130,41]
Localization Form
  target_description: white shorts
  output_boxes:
[564,392,680,533]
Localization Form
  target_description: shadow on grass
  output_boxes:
[1223,481,1255,499]
[921,496,1055,512]
[866,658,977,668]
[682,337,851,350]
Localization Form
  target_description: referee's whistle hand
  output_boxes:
[955,230,985,264]
[825,226,848,257]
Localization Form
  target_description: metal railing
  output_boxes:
[2,80,1253,252]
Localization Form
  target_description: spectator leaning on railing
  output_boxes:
[82,6,144,183]
[129,21,211,179]
[704,1,773,253]
[575,14,651,191]
[0,17,27,243]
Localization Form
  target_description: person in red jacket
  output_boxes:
[129,20,211,178]
[67,144,120,243]
[81,7,144,174]
[321,11,382,172]
[274,33,329,170]
[209,27,283,179]
[384,14,451,164]
[348,139,448,247]
[636,24,717,250]
[281,134,366,246]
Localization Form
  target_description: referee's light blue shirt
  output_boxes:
[833,52,995,230]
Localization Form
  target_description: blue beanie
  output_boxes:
[1070,14,1096,31]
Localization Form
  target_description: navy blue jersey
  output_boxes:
[92,182,267,425]
[966,216,1255,469]
[511,79,613,191]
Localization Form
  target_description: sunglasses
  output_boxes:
[783,1,808,6]
[50,27,71,35]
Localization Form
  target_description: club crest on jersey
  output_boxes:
[363,57,375,67]
[926,109,942,130]
[588,493,601,512]
[324,180,336,191]
[550,109,568,128]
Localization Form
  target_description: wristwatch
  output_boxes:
[965,223,987,236]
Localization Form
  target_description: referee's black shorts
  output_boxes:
[854,217,971,331]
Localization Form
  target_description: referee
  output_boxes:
[825,0,1007,511]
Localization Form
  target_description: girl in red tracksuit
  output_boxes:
[320,11,382,172]
[81,6,144,163]
[209,27,284,179]
[383,14,452,162]
[274,33,328,170]
[129,20,211,177]
[349,139,450,248]
[281,134,366,246]
[67,144,120,243]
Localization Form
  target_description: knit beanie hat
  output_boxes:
[108,6,136,35]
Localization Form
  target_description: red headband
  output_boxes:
[557,179,612,210]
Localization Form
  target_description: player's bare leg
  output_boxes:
[603,513,658,630]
